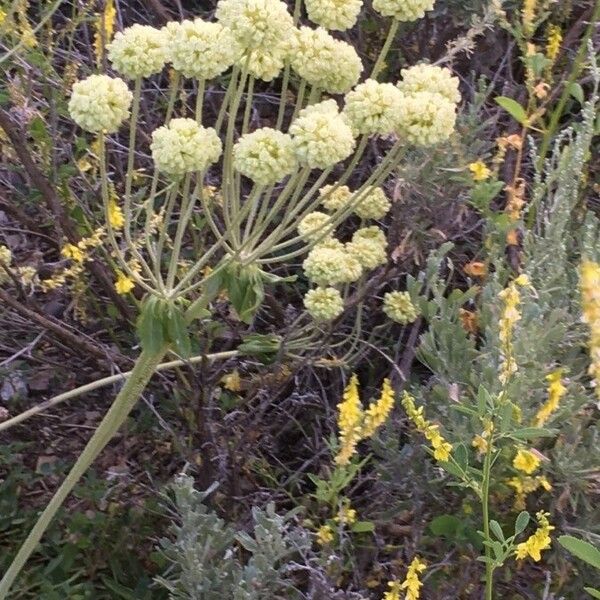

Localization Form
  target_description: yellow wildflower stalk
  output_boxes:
[335,375,364,465]
[507,474,552,511]
[468,160,491,182]
[335,376,395,465]
[16,0,37,48]
[515,511,554,561]
[316,524,334,546]
[546,25,562,63]
[94,0,116,67]
[580,260,600,400]
[534,368,566,426]
[108,197,125,230]
[498,275,529,385]
[115,271,135,295]
[401,392,452,462]
[400,557,427,600]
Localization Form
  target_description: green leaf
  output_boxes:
[136,297,166,353]
[351,521,375,533]
[584,587,600,599]
[558,535,600,569]
[166,303,191,358]
[430,514,462,538]
[509,427,558,440]
[489,520,505,542]
[453,443,469,472]
[439,460,464,479]
[495,96,528,125]
[568,82,585,105]
[514,511,530,536]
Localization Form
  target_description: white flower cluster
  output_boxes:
[233,128,297,185]
[107,25,167,79]
[343,79,404,135]
[318,183,391,220]
[346,226,388,269]
[303,287,344,321]
[397,63,460,104]
[290,100,355,169]
[216,0,293,51]
[305,0,363,31]
[163,19,241,80]
[290,27,363,94]
[303,243,363,286]
[68,75,133,133]
[373,0,436,22]
[383,290,419,324]
[151,118,222,175]
[297,211,334,242]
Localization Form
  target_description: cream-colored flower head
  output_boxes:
[151,118,222,175]
[241,47,286,81]
[107,25,167,79]
[297,211,334,242]
[398,63,461,104]
[373,0,435,22]
[290,27,362,94]
[305,0,363,31]
[319,184,352,212]
[346,237,387,269]
[348,226,387,269]
[396,91,456,145]
[233,128,296,185]
[303,245,363,285]
[216,0,293,51]
[304,287,344,321]
[163,19,241,80]
[343,79,404,135]
[353,225,387,246]
[69,75,133,133]
[290,100,355,169]
[383,291,419,324]
[353,186,391,220]
[316,237,345,251]
[0,245,11,284]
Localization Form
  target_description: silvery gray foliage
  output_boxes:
[155,475,311,599]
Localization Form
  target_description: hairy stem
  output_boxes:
[0,347,168,598]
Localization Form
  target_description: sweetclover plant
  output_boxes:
[0,0,461,594]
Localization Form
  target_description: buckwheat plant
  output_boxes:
[0,0,461,593]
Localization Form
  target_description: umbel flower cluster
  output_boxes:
[66,0,461,323]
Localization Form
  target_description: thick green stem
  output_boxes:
[481,439,495,600]
[0,347,167,598]
[371,18,399,80]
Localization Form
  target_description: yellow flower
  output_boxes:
[469,160,491,182]
[316,524,334,545]
[507,475,552,510]
[546,25,562,62]
[94,0,116,66]
[115,271,135,294]
[108,198,125,230]
[400,557,427,600]
[221,370,243,392]
[513,448,541,475]
[335,504,357,526]
[401,392,452,462]
[335,375,364,465]
[472,434,488,454]
[362,378,395,438]
[383,580,402,600]
[515,511,554,562]
[580,260,600,400]
[535,369,566,426]
[61,243,85,263]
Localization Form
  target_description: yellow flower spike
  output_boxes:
[469,160,491,182]
[400,557,427,600]
[115,271,135,295]
[361,378,395,438]
[580,260,600,400]
[316,524,334,546]
[61,243,85,263]
[401,392,452,462]
[546,25,562,62]
[334,504,357,526]
[472,434,488,455]
[513,448,541,475]
[94,0,116,66]
[515,511,554,562]
[335,374,364,466]
[107,198,125,230]
[383,580,402,600]
[535,368,566,426]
